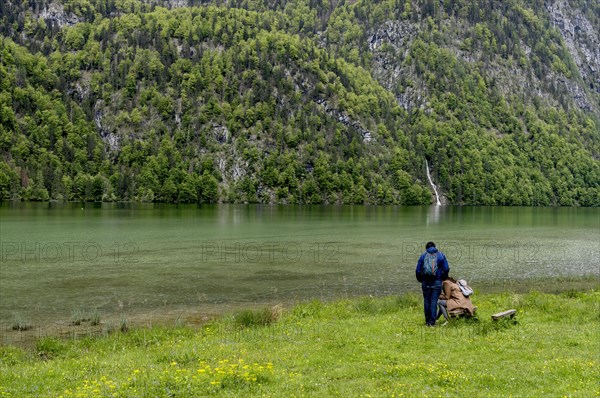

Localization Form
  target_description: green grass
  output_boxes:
[9,314,32,332]
[1,290,599,397]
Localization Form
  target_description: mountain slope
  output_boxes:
[0,0,598,205]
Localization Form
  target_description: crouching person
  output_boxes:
[437,277,475,322]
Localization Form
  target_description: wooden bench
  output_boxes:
[491,309,516,321]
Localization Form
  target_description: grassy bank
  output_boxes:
[1,290,599,397]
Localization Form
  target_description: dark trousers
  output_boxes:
[422,280,443,326]
[437,299,449,321]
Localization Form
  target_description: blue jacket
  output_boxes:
[415,247,449,284]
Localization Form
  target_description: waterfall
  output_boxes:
[425,159,442,206]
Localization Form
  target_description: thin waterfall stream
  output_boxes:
[425,159,442,206]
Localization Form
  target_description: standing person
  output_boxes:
[415,241,449,327]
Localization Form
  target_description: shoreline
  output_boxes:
[2,274,598,348]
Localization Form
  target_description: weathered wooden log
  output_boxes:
[491,309,516,321]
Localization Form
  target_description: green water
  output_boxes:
[0,202,598,325]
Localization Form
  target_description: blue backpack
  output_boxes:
[423,253,438,277]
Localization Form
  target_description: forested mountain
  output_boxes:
[1,0,598,205]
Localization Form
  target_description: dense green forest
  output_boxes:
[0,0,598,205]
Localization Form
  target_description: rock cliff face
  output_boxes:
[363,1,599,120]
[368,21,421,111]
[547,0,600,111]
[39,3,82,28]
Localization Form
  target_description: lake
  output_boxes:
[0,202,598,330]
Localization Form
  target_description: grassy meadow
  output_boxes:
[1,289,599,397]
